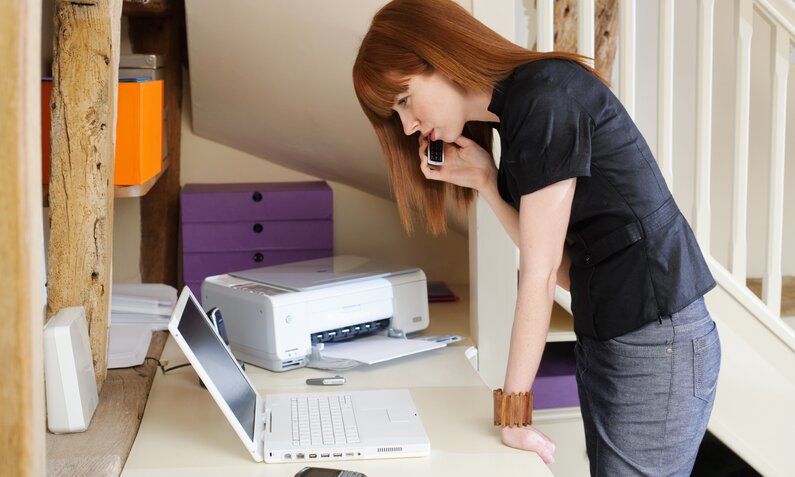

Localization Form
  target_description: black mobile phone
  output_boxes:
[206,307,229,345]
[293,467,367,477]
[426,139,444,167]
[205,306,245,372]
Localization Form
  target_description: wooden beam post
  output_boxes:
[47,0,122,390]
[0,0,46,475]
[128,2,184,287]
[551,0,618,79]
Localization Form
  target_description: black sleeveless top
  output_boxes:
[490,59,715,340]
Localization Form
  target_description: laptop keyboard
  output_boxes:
[291,395,360,446]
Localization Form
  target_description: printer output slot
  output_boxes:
[310,318,391,344]
[280,359,304,369]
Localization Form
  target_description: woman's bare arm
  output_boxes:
[499,178,576,463]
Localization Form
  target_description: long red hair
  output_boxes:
[353,0,601,235]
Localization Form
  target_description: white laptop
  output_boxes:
[167,287,430,463]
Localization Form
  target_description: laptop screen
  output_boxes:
[177,295,257,441]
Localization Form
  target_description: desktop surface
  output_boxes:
[121,287,554,477]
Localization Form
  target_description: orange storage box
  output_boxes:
[42,79,164,186]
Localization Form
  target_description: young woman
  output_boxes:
[353,0,721,475]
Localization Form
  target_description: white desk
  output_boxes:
[121,289,553,477]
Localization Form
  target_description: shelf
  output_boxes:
[45,331,168,477]
[424,284,574,344]
[114,154,170,198]
[122,0,175,17]
[547,302,575,342]
[43,155,170,207]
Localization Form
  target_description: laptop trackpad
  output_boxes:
[361,408,409,424]
[387,408,410,423]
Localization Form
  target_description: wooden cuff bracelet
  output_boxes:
[493,389,533,427]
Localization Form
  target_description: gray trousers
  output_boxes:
[575,297,721,476]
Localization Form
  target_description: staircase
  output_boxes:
[471,1,795,475]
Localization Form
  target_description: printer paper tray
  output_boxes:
[320,335,445,365]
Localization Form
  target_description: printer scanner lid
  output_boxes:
[229,256,421,292]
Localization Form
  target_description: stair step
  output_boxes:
[746,276,795,316]
[706,282,795,476]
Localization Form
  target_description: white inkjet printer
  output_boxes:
[201,256,430,372]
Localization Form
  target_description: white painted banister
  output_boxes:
[537,0,554,52]
[695,0,715,255]
[757,0,795,37]
[619,0,636,117]
[730,0,753,285]
[657,0,675,188]
[762,25,789,317]
[578,0,595,67]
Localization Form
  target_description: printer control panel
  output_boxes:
[231,282,288,297]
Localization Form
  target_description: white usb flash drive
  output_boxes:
[306,375,346,386]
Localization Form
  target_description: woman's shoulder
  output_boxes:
[512,58,590,86]
[501,59,588,114]
[501,58,605,120]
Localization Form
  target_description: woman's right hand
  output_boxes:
[500,425,557,464]
[418,134,497,192]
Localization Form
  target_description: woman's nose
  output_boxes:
[400,112,419,136]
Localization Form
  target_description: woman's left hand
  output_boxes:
[418,134,497,192]
[500,425,556,464]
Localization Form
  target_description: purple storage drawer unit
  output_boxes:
[181,181,334,298]
[183,249,333,283]
[186,281,202,300]
[531,342,579,409]
[181,182,333,222]
[182,220,333,252]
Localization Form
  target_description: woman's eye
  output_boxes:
[397,96,408,107]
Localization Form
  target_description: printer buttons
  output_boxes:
[285,315,294,324]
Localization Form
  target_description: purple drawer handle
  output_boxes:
[253,252,264,263]
[252,191,263,202]
[253,223,263,233]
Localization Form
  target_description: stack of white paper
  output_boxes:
[108,323,155,369]
[112,283,177,321]
[321,335,446,365]
[109,284,177,368]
